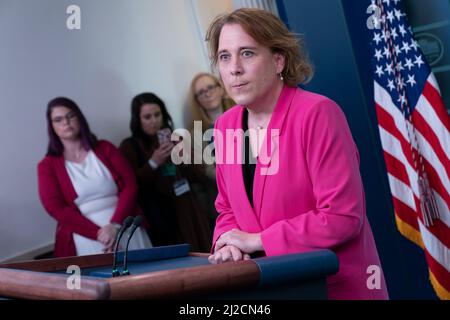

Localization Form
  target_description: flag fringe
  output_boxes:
[394,215,424,248]
[429,269,450,300]
[395,215,450,300]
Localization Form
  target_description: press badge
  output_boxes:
[173,178,190,196]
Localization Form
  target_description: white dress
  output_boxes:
[65,151,152,256]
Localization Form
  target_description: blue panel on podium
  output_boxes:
[255,250,339,287]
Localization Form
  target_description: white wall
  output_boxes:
[190,0,233,74]
[0,0,231,261]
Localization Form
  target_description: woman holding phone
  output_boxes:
[119,92,212,252]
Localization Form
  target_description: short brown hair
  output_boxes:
[205,8,314,87]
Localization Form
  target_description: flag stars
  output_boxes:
[373,32,382,45]
[387,79,396,91]
[370,9,428,105]
[398,24,407,37]
[414,55,424,67]
[383,0,391,7]
[406,74,416,87]
[394,9,404,21]
[383,46,391,58]
[391,27,399,40]
[404,58,414,71]
[385,62,394,76]
[375,65,384,77]
[387,11,395,23]
[401,41,411,54]
[374,49,383,61]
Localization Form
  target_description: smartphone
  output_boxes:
[157,128,172,145]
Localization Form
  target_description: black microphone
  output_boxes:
[121,216,142,276]
[111,216,134,277]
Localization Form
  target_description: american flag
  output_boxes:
[369,0,450,299]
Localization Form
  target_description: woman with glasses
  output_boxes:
[37,97,152,257]
[189,73,234,134]
[119,92,212,251]
[187,74,235,229]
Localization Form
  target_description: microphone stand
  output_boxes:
[121,216,142,276]
[111,216,134,277]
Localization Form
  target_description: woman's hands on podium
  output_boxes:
[208,245,251,264]
[208,229,263,264]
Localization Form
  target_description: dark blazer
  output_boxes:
[120,136,212,252]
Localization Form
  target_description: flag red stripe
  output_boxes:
[372,16,450,299]
[421,156,450,208]
[422,81,450,132]
[383,151,411,188]
[422,218,450,250]
[382,151,426,227]
[424,250,450,293]
[375,103,415,167]
[407,184,450,248]
[412,110,450,178]
[392,197,420,231]
[376,103,450,208]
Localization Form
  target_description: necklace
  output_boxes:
[247,109,269,130]
[251,119,268,130]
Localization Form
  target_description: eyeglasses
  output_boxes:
[51,112,77,125]
[195,84,219,99]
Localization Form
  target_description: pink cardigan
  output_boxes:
[38,140,146,257]
[213,86,389,299]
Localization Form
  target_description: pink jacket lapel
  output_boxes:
[253,86,298,217]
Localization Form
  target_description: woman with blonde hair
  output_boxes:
[188,73,235,230]
[189,72,234,133]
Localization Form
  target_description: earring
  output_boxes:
[279,73,284,81]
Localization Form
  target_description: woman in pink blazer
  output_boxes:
[205,9,389,299]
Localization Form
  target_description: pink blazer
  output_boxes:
[213,85,389,299]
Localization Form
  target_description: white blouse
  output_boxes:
[65,151,152,256]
